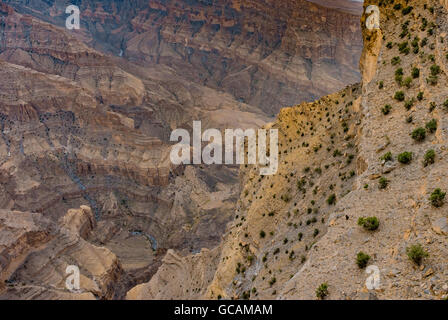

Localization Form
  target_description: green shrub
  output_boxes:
[358,217,380,231]
[406,244,428,265]
[402,6,413,15]
[381,104,392,115]
[403,77,413,88]
[423,149,435,166]
[260,230,266,238]
[425,119,437,133]
[430,64,441,76]
[404,98,415,110]
[411,127,426,141]
[378,177,389,189]
[316,283,329,300]
[412,67,420,78]
[391,56,401,65]
[356,252,371,269]
[417,91,424,101]
[327,194,336,205]
[429,188,446,207]
[398,152,413,164]
[394,91,405,101]
[380,152,393,162]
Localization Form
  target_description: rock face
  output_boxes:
[4,0,363,114]
[0,0,363,299]
[129,0,448,300]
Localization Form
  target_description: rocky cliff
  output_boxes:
[129,0,448,300]
[3,0,362,114]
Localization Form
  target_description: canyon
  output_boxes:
[0,0,391,300]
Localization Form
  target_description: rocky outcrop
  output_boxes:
[0,206,122,299]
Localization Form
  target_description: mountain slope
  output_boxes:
[129,0,448,300]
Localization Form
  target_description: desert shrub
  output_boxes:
[316,283,329,300]
[425,119,437,133]
[356,252,371,269]
[430,64,441,76]
[259,230,266,238]
[378,177,389,189]
[427,75,438,85]
[423,149,435,166]
[402,6,413,15]
[411,127,426,141]
[417,91,424,101]
[406,244,428,265]
[429,188,446,207]
[327,194,336,205]
[391,56,401,65]
[404,98,415,110]
[398,41,410,54]
[403,77,413,88]
[381,104,392,115]
[380,152,393,162]
[398,152,413,164]
[394,91,405,101]
[358,217,379,231]
[412,67,420,78]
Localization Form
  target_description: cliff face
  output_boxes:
[4,0,363,114]
[130,0,448,300]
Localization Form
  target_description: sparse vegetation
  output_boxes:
[398,152,413,164]
[411,128,426,142]
[316,283,329,300]
[406,244,428,265]
[358,217,379,231]
[429,188,446,207]
[423,149,435,166]
[356,252,371,269]
[378,177,389,189]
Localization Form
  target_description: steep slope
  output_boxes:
[129,0,448,300]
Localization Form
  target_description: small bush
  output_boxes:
[412,67,420,78]
[429,188,446,207]
[417,92,424,101]
[316,283,329,300]
[403,77,413,88]
[430,64,441,76]
[398,152,413,164]
[391,56,401,65]
[260,230,266,238]
[327,194,336,205]
[423,149,435,166]
[425,119,437,133]
[394,91,405,101]
[378,177,389,189]
[381,104,392,115]
[380,152,393,162]
[358,217,379,231]
[356,252,371,269]
[406,244,428,265]
[411,127,426,141]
